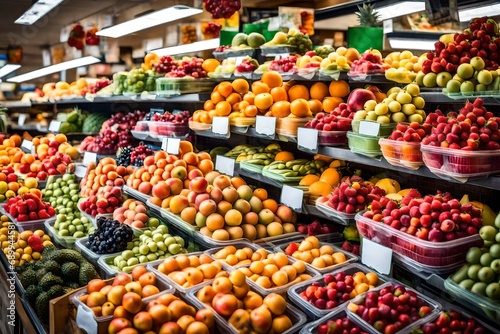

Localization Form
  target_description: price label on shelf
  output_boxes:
[215,155,235,176]
[212,117,230,137]
[255,116,276,137]
[361,238,393,275]
[21,139,33,153]
[359,121,380,136]
[297,127,319,153]
[48,120,61,133]
[83,152,97,166]
[280,185,303,211]
[162,138,180,155]
[18,114,26,126]
[75,165,88,178]
[274,53,289,60]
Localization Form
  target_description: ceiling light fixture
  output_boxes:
[389,38,435,51]
[0,65,21,79]
[152,38,220,56]
[97,5,203,38]
[459,3,500,22]
[8,56,100,83]
[377,1,426,21]
[15,0,65,25]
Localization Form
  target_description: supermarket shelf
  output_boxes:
[420,91,500,104]
[1,100,32,108]
[195,126,298,143]
[318,145,500,190]
[236,165,285,189]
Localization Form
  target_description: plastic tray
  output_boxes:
[318,130,348,146]
[239,160,265,174]
[0,203,51,232]
[204,242,266,269]
[355,212,483,267]
[262,169,304,183]
[347,131,382,157]
[97,252,163,279]
[274,240,358,274]
[156,77,216,96]
[444,277,500,322]
[189,120,211,132]
[130,130,154,141]
[44,217,92,249]
[136,120,189,138]
[276,117,311,138]
[229,117,256,127]
[421,144,500,180]
[289,263,390,319]
[74,237,121,270]
[392,251,463,276]
[347,282,442,334]
[315,199,357,225]
[351,120,396,137]
[212,48,255,60]
[260,45,297,56]
[146,198,162,217]
[123,185,152,200]
[300,307,373,334]
[187,281,307,334]
[379,138,423,170]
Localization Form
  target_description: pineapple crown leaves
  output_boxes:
[355,2,381,27]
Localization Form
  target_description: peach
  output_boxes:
[199,226,212,237]
[216,200,232,217]
[189,176,208,193]
[212,229,230,241]
[204,171,220,185]
[87,279,107,293]
[159,322,182,334]
[196,285,217,303]
[187,168,203,180]
[255,224,268,239]
[228,309,251,331]
[108,318,132,334]
[213,175,231,190]
[258,209,275,225]
[212,293,239,317]
[171,166,187,180]
[199,199,217,216]
[266,222,284,237]
[168,300,196,320]
[209,187,223,203]
[224,209,242,226]
[87,291,106,307]
[195,309,215,329]
[142,285,160,297]
[180,207,197,224]
[222,187,238,204]
[241,224,257,240]
[122,292,143,314]
[193,193,210,209]
[132,266,147,281]
[149,304,172,327]
[138,181,153,195]
[264,293,286,316]
[250,305,273,333]
[206,213,224,231]
[134,212,149,223]
[276,205,293,224]
[177,315,195,332]
[212,276,232,294]
[134,311,153,332]
[244,291,263,310]
[271,315,293,334]
[226,226,243,239]
[169,195,189,214]
[152,181,171,199]
[125,281,143,296]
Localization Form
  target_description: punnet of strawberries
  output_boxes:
[4,194,56,222]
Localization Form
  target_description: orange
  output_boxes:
[254,93,273,111]
[231,78,249,94]
[288,85,310,101]
[253,188,268,201]
[274,151,294,162]
[211,91,225,104]
[2,139,14,148]
[270,87,288,102]
[204,100,215,111]
[290,99,311,117]
[307,100,322,114]
[261,71,283,89]
[262,199,278,213]
[215,101,232,116]
[243,92,255,105]
[200,112,212,124]
[310,82,329,100]
[251,81,270,95]
[202,58,220,73]
[270,101,291,118]
[329,80,350,98]
[8,182,19,192]
[54,134,67,144]
[243,105,258,117]
[320,168,341,187]
[10,135,22,147]
[217,81,234,97]
[299,174,320,186]
[238,101,250,111]
[226,92,242,106]
[198,160,214,175]
[323,97,344,113]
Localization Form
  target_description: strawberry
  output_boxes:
[29,212,38,220]
[27,235,43,252]
[37,201,46,210]
[17,214,28,222]
[285,242,299,256]
[9,206,18,218]
[47,207,55,216]
[38,210,49,219]
[25,199,37,211]
[17,203,28,215]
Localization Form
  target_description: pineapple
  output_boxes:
[355,3,380,27]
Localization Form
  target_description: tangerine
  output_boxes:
[231,78,249,94]
[274,151,294,162]
[290,98,311,117]
[251,81,270,95]
[253,188,268,201]
[211,91,225,104]
[308,99,323,114]
[243,105,258,117]
[254,93,273,111]
[262,199,278,213]
[288,85,310,101]
[204,100,215,111]
[270,101,291,118]
[202,58,220,73]
[226,92,242,106]
[261,71,283,88]
[329,80,350,98]
[243,92,255,105]
[310,82,329,100]
[217,81,234,97]
[270,87,288,102]
[215,101,232,116]
[323,97,344,113]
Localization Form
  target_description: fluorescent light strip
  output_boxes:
[8,57,100,83]
[152,38,220,57]
[389,38,435,51]
[377,1,426,21]
[15,0,64,25]
[97,5,203,38]
[0,65,21,79]
[459,4,500,22]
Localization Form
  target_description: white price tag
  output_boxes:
[166,138,180,155]
[215,155,235,176]
[361,238,393,275]
[85,94,95,102]
[75,165,88,178]
[256,116,276,136]
[280,185,303,211]
[161,137,168,151]
[21,139,33,153]
[235,56,245,65]
[359,121,381,136]
[297,127,319,152]
[76,304,98,334]
[383,19,393,34]
[83,152,97,166]
[274,53,290,60]
[49,120,61,133]
[212,117,230,136]
[18,114,26,126]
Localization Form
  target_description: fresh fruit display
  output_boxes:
[263,159,328,178]
[52,212,93,239]
[317,176,386,215]
[4,193,56,222]
[346,283,436,333]
[362,189,483,241]
[156,252,228,289]
[316,314,369,334]
[418,309,490,334]
[233,144,282,164]
[116,147,134,167]
[148,110,190,124]
[305,112,352,131]
[88,78,111,94]
[153,55,178,74]
[210,244,269,267]
[15,245,100,323]
[286,29,313,55]
[388,122,432,143]
[296,220,339,236]
[320,47,361,72]
[79,185,124,216]
[296,52,322,70]
[195,277,296,334]
[384,51,426,83]
[82,112,108,133]
[235,57,259,73]
[166,57,207,79]
[23,151,73,181]
[113,199,161,229]
[87,216,134,254]
[314,45,335,59]
[204,0,240,19]
[297,268,381,312]
[111,225,187,272]
[449,216,500,302]
[122,68,156,94]
[350,50,390,74]
[30,133,80,161]
[269,55,299,73]
[301,165,343,198]
[284,236,350,270]
[330,103,356,119]
[442,58,500,94]
[79,158,131,197]
[129,143,154,167]
[354,84,426,124]
[1,225,52,267]
[56,107,86,133]
[0,168,40,202]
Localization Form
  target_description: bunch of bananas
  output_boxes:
[263,159,327,178]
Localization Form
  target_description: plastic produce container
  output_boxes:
[274,240,358,274]
[97,252,166,279]
[347,131,382,158]
[44,218,92,249]
[188,120,211,132]
[276,117,311,137]
[347,282,442,334]
[421,144,500,179]
[156,77,216,96]
[351,120,396,137]
[146,198,162,217]
[315,199,357,225]
[187,281,307,334]
[204,242,266,269]
[0,203,51,232]
[230,117,256,127]
[71,273,173,334]
[136,120,189,138]
[318,130,348,146]
[379,138,423,170]
[74,237,121,278]
[444,278,500,322]
[300,307,373,334]
[288,263,390,319]
[355,212,483,267]
[123,185,152,200]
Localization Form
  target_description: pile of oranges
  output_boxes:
[192,71,351,124]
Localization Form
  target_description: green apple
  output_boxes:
[147,241,158,252]
[374,103,389,115]
[139,245,150,255]
[477,69,493,85]
[460,81,475,95]
[388,101,401,113]
[446,79,461,93]
[364,100,377,112]
[422,73,437,88]
[391,112,406,123]
[457,63,474,79]
[127,257,139,266]
[174,236,185,247]
[168,243,181,255]
[470,56,485,71]
[436,72,452,87]
[164,237,176,247]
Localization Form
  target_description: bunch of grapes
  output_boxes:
[204,0,241,19]
[89,78,111,94]
[151,110,190,124]
[287,32,313,55]
[104,110,146,132]
[168,57,207,78]
[116,147,133,167]
[130,143,154,166]
[154,55,178,74]
[269,55,299,72]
